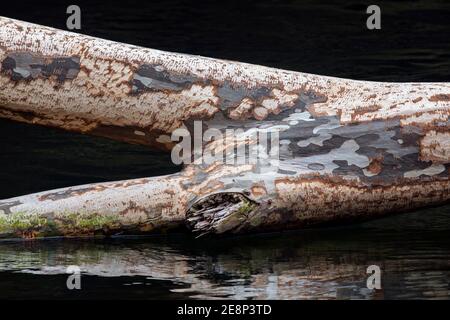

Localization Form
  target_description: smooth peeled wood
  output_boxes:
[0,16,449,239]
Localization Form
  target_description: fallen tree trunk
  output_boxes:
[0,17,449,239]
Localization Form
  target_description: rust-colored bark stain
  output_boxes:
[251,183,268,198]
[268,176,450,229]
[366,156,383,175]
[38,178,150,201]
[419,130,450,163]
[351,104,382,121]
[429,94,450,102]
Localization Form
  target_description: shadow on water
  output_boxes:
[0,0,449,299]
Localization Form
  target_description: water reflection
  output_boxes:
[1,205,449,299]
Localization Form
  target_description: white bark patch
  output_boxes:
[134,130,146,136]
[283,111,315,122]
[156,134,172,143]
[404,164,445,178]
[420,130,450,162]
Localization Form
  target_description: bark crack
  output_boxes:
[186,192,258,237]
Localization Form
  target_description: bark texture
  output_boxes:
[0,16,449,239]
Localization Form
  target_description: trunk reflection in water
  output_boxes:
[0,204,449,299]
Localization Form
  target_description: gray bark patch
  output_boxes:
[1,52,80,82]
[0,200,22,215]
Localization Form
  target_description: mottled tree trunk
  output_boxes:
[0,17,449,239]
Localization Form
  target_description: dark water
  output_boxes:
[0,0,449,299]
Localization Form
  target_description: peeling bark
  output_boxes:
[0,16,449,239]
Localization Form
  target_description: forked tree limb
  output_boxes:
[0,17,449,239]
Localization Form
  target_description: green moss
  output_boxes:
[237,199,257,216]
[0,212,48,233]
[66,212,119,230]
[0,211,120,237]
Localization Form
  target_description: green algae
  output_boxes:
[0,212,48,233]
[0,211,121,238]
[237,198,257,216]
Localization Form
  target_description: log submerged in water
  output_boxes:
[0,16,449,239]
